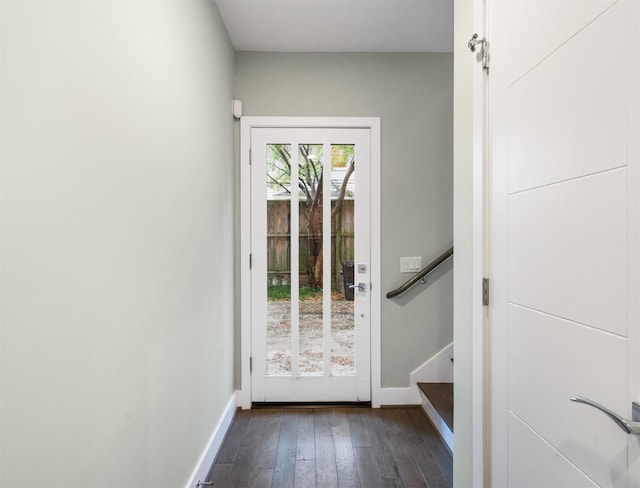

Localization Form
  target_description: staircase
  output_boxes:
[418,382,453,453]
[385,249,454,453]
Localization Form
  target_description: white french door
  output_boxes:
[488,0,640,485]
[249,126,372,403]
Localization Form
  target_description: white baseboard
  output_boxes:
[409,342,454,385]
[185,392,237,488]
[235,389,245,408]
[377,342,453,408]
[377,387,421,406]
[420,390,453,453]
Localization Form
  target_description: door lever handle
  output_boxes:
[570,395,640,435]
[348,282,367,292]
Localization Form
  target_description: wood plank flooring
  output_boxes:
[207,407,452,488]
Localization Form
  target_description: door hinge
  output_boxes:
[249,148,252,164]
[249,253,252,269]
[250,357,252,373]
[468,33,489,70]
[482,278,490,306]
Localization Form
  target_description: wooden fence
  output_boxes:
[267,200,354,289]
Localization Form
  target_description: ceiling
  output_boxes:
[214,0,453,53]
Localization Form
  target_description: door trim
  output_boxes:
[454,0,489,485]
[239,117,381,409]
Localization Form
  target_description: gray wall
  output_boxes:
[234,52,453,388]
[1,2,235,487]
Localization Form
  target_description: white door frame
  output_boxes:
[454,0,489,485]
[239,116,381,409]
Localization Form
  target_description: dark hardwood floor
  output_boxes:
[207,407,452,488]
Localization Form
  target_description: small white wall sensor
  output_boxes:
[232,99,242,119]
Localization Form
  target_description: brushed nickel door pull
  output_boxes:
[570,395,640,435]
[348,282,367,293]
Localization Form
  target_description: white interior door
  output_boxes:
[489,0,639,485]
[250,127,371,403]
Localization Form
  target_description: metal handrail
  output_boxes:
[386,246,454,299]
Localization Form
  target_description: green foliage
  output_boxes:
[331,144,355,168]
[267,144,355,200]
[267,285,323,301]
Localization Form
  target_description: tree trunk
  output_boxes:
[305,158,355,288]
[306,178,323,287]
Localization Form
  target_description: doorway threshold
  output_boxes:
[252,401,372,409]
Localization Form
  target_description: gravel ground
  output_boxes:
[266,298,355,375]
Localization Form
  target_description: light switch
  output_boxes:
[400,256,422,273]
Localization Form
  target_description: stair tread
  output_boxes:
[418,382,453,431]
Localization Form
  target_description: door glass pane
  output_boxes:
[266,144,291,375]
[331,145,356,374]
[265,141,357,377]
[299,144,324,375]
